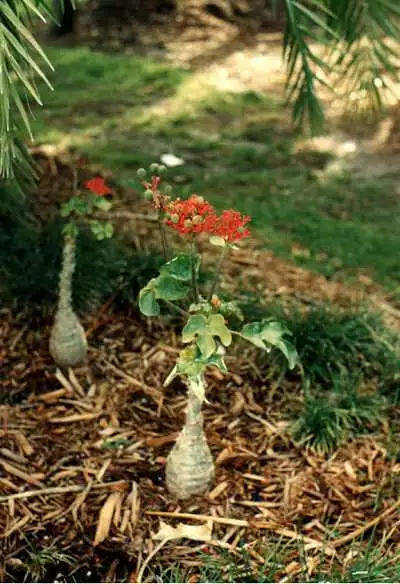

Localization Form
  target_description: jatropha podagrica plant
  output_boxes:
[50,177,114,368]
[137,164,298,499]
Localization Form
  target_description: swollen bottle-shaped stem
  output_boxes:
[166,377,215,499]
[50,233,87,367]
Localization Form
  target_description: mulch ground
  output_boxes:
[1,151,400,582]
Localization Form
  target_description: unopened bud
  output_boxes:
[192,214,203,225]
[149,163,159,174]
[184,219,192,228]
[211,294,221,307]
[170,213,179,224]
[144,189,153,200]
[136,168,147,179]
[158,164,167,175]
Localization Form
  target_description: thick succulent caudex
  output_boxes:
[50,233,87,367]
[166,376,215,499]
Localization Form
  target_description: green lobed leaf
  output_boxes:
[182,314,207,342]
[196,332,216,359]
[155,275,190,301]
[208,314,232,347]
[240,319,299,369]
[160,253,200,281]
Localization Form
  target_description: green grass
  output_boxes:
[149,537,400,583]
[290,375,386,453]
[29,46,400,294]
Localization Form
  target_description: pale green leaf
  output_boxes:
[139,284,160,316]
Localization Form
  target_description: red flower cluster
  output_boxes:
[85,177,111,196]
[213,209,251,243]
[165,195,217,235]
[164,195,251,242]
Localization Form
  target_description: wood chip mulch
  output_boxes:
[1,150,399,581]
[1,307,400,581]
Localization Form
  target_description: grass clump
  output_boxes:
[290,375,386,453]
[241,301,399,397]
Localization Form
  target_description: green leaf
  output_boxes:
[240,319,299,369]
[0,24,52,89]
[196,332,216,359]
[182,314,207,342]
[62,222,79,238]
[94,197,112,211]
[104,223,114,238]
[0,3,54,70]
[208,314,232,347]
[139,284,160,316]
[160,254,200,281]
[203,353,228,373]
[10,84,33,140]
[219,301,244,322]
[155,275,190,301]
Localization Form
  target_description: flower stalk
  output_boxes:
[190,238,200,303]
[208,245,228,301]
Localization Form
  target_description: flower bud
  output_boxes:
[136,168,147,179]
[211,294,221,307]
[144,189,153,200]
[158,164,167,175]
[184,219,193,228]
[170,213,179,224]
[149,163,159,174]
[192,214,204,225]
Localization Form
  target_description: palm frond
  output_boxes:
[281,0,338,134]
[327,0,400,114]
[0,0,65,192]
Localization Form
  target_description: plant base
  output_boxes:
[166,384,215,499]
[50,308,87,367]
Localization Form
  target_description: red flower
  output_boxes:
[165,195,217,236]
[85,177,111,196]
[212,209,251,242]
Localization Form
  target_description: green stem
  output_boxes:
[190,238,200,303]
[164,300,188,317]
[208,245,228,302]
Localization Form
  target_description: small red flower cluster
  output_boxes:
[164,195,251,242]
[165,195,217,235]
[213,209,251,242]
[85,177,111,196]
